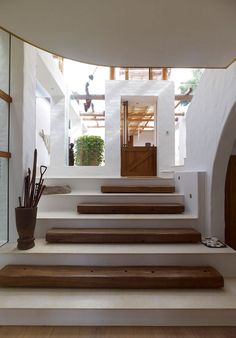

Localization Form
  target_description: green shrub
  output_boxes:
[75,135,104,166]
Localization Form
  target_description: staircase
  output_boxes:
[0,173,236,325]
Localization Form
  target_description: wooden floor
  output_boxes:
[0,326,236,338]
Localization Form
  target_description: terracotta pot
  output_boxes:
[15,207,37,250]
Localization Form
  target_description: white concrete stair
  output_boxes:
[37,175,199,237]
[39,193,185,212]
[0,240,236,277]
[0,279,236,325]
[1,173,219,325]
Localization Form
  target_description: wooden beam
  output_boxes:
[128,113,154,117]
[149,68,153,80]
[110,67,115,80]
[125,68,129,80]
[0,151,11,158]
[87,125,105,128]
[71,94,105,100]
[162,67,168,80]
[0,89,12,103]
[80,113,105,117]
[128,126,154,130]
[82,118,105,121]
[128,118,154,122]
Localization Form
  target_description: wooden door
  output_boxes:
[121,146,157,176]
[225,155,236,249]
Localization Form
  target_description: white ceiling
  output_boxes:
[1,0,236,68]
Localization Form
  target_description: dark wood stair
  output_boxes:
[77,203,185,214]
[101,185,175,193]
[46,227,201,244]
[0,265,224,289]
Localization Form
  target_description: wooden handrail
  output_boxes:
[0,151,11,158]
[0,89,12,103]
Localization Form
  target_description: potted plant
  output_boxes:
[75,135,104,166]
[16,149,47,250]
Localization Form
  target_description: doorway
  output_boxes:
[225,155,236,249]
[120,97,157,176]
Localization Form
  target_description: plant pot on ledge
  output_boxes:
[16,149,47,250]
[15,207,37,250]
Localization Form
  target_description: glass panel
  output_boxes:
[0,29,10,94]
[0,99,9,151]
[121,97,156,147]
[0,157,8,245]
[128,68,149,81]
[0,28,10,245]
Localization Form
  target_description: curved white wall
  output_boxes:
[184,62,236,239]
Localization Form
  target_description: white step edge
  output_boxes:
[1,239,234,255]
[43,176,174,180]
[42,192,183,197]
[0,240,236,277]
[0,279,236,325]
[37,211,197,220]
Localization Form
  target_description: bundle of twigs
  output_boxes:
[18,149,47,208]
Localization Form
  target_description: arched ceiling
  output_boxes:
[1,0,236,68]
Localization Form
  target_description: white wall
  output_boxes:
[184,62,236,239]
[36,51,69,167]
[175,116,186,166]
[8,40,70,241]
[36,97,50,166]
[157,83,175,172]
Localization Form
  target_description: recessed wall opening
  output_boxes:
[120,96,157,176]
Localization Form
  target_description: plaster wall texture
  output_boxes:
[69,104,82,143]
[36,97,50,166]
[50,96,68,166]
[184,62,236,239]
[23,43,37,170]
[175,117,186,166]
[36,50,69,167]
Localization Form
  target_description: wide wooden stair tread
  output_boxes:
[46,227,201,244]
[77,203,185,214]
[101,185,175,193]
[0,265,224,289]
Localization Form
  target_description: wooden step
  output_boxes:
[77,203,185,214]
[101,185,175,193]
[46,227,201,244]
[0,265,224,289]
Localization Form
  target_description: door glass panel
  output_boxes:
[0,29,10,94]
[0,100,9,151]
[0,28,10,245]
[0,157,8,245]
